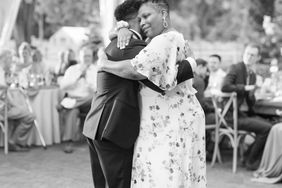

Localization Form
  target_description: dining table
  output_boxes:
[254,96,282,117]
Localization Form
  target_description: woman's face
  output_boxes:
[138,3,165,39]
[19,46,31,61]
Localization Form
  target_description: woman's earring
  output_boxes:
[162,17,168,28]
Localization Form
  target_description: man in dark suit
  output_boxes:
[221,43,272,170]
[83,1,195,187]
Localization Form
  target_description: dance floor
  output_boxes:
[0,142,281,188]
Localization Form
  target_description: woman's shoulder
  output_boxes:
[151,30,184,45]
[156,30,183,39]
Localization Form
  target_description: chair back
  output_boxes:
[212,92,238,133]
[211,92,246,173]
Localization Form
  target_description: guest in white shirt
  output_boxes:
[17,42,33,88]
[59,45,98,153]
[205,54,226,97]
[20,48,47,88]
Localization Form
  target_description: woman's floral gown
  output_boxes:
[130,31,206,188]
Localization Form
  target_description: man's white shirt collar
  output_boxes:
[129,29,142,40]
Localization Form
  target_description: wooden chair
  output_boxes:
[0,86,8,154]
[210,92,250,173]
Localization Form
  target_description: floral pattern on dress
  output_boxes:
[130,31,206,188]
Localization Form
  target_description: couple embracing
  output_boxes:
[83,0,206,187]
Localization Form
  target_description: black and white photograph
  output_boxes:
[0,0,282,187]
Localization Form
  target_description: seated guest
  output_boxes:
[59,45,97,153]
[221,43,272,170]
[0,49,35,152]
[193,58,215,124]
[21,48,47,88]
[17,42,33,68]
[17,42,33,88]
[193,58,215,160]
[205,54,226,97]
[55,49,78,85]
[30,49,46,76]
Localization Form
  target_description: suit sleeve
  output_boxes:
[221,64,245,95]
[176,59,194,84]
[123,41,146,59]
[105,39,146,61]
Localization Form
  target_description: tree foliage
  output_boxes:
[170,0,274,42]
[35,0,99,38]
[13,0,276,45]
[14,0,99,46]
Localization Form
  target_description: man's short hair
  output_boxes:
[245,43,261,55]
[209,54,221,62]
[196,58,208,67]
[114,0,142,21]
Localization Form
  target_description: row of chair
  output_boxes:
[1,89,251,171]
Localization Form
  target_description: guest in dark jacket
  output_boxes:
[193,58,214,123]
[221,43,272,170]
[193,58,216,160]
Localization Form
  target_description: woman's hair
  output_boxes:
[140,0,170,13]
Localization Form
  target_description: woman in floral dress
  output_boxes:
[100,0,206,187]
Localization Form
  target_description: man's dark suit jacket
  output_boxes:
[221,62,256,116]
[83,37,194,149]
[83,38,145,149]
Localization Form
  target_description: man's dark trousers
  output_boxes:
[87,138,106,188]
[84,37,146,188]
